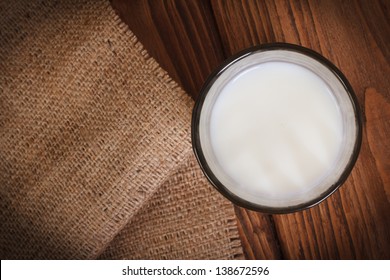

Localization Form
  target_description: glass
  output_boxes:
[192,43,362,213]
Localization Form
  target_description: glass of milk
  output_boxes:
[192,43,362,213]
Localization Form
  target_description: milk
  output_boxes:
[209,61,343,199]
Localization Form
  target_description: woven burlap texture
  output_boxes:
[100,153,243,260]
[0,0,242,259]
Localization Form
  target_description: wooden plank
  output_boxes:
[211,0,390,259]
[365,88,390,201]
[235,207,282,259]
[110,0,283,259]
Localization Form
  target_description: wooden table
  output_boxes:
[110,0,390,259]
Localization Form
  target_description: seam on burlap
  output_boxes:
[98,150,244,260]
[89,2,196,259]
[226,217,245,259]
[95,148,193,258]
[96,2,243,260]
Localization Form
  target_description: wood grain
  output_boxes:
[111,0,390,259]
[365,88,390,201]
[234,207,282,259]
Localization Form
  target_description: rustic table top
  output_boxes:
[110,0,389,259]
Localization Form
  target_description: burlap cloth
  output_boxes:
[0,0,243,259]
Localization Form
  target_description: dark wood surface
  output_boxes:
[110,0,390,259]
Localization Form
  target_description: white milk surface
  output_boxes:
[210,61,343,199]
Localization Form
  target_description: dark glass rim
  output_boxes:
[191,43,362,214]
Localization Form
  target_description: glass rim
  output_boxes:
[191,43,362,214]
